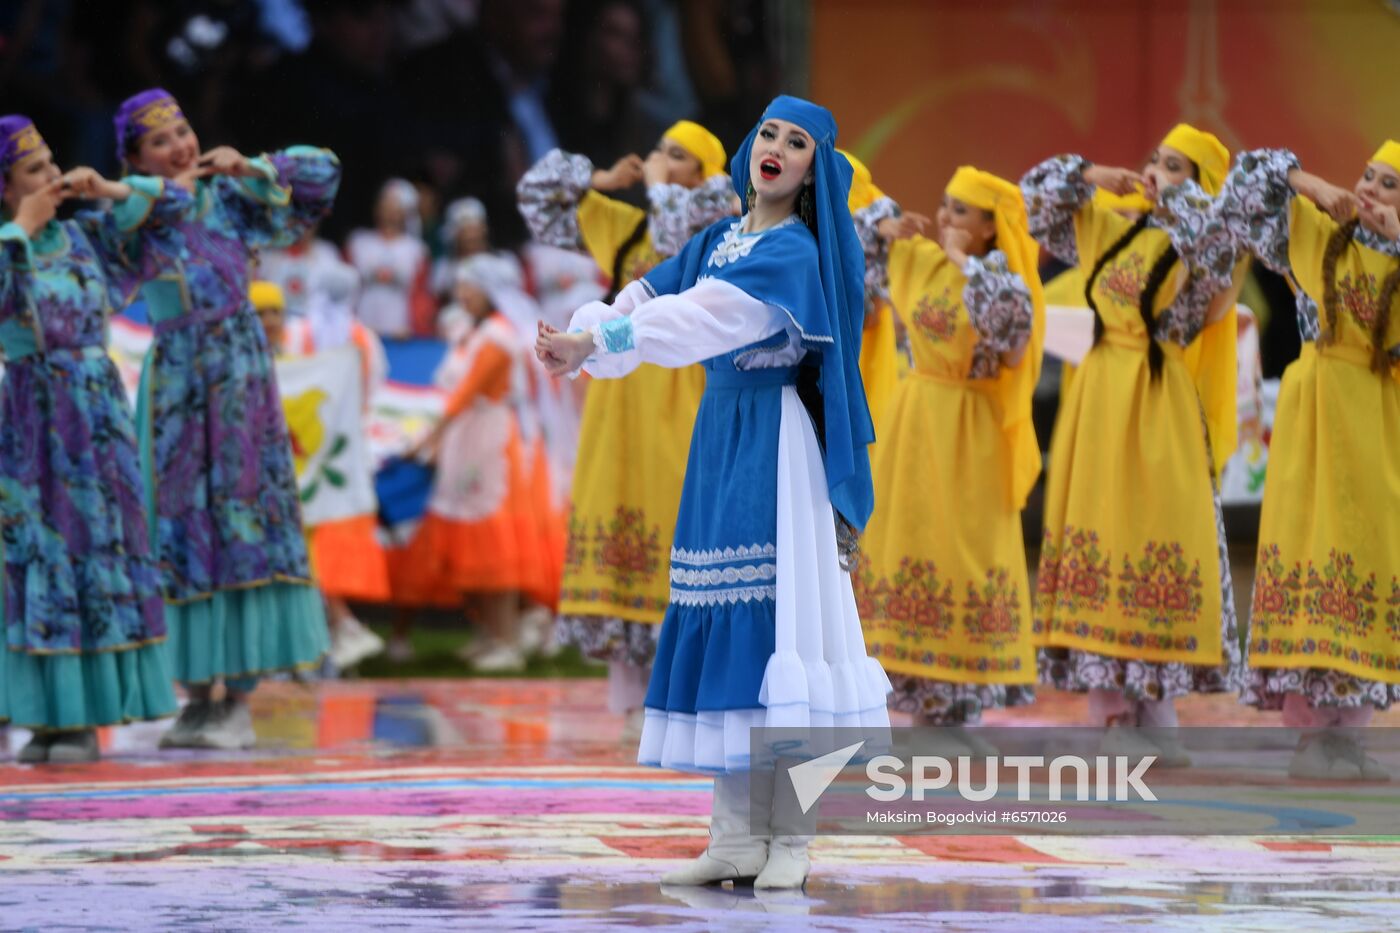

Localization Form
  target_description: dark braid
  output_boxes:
[606,217,651,301]
[1083,214,1175,381]
[1371,264,1400,373]
[1084,215,1150,345]
[1137,244,1178,381]
[1319,218,1358,347]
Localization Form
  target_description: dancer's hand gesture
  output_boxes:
[59,167,131,201]
[642,150,670,188]
[196,146,259,179]
[1289,170,1358,224]
[1084,164,1145,198]
[536,320,592,376]
[592,155,645,192]
[14,180,68,236]
[877,211,931,243]
[1360,198,1400,240]
[940,227,974,267]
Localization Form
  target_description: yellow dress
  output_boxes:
[855,236,1037,719]
[1244,195,1400,693]
[1025,160,1242,699]
[556,191,706,660]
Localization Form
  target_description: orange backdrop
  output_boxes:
[811,0,1400,213]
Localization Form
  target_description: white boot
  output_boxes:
[755,765,812,890]
[661,772,769,886]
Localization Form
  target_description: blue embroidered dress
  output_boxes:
[570,214,892,773]
[134,147,340,686]
[0,178,184,730]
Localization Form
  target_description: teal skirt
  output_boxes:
[0,641,177,732]
[164,581,329,685]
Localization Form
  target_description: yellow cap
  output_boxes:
[249,280,286,312]
[1160,123,1231,196]
[663,120,726,179]
[1372,140,1400,174]
[838,149,885,212]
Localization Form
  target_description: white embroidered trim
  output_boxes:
[671,543,778,566]
[669,584,777,607]
[670,563,777,586]
[707,222,763,268]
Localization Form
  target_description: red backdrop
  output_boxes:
[811,0,1400,212]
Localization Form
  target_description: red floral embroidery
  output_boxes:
[910,289,959,343]
[1036,525,1112,621]
[1251,543,1303,631]
[856,557,956,642]
[1388,579,1400,639]
[1302,549,1378,639]
[1336,271,1380,329]
[563,513,588,572]
[1115,541,1204,629]
[591,506,662,589]
[963,567,1023,650]
[1095,252,1149,308]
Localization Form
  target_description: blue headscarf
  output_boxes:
[644,95,875,530]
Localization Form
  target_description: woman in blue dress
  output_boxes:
[0,116,187,762]
[114,89,341,750]
[538,96,891,890]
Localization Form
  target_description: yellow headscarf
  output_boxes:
[1372,140,1400,174]
[839,149,886,213]
[1161,123,1230,196]
[249,280,286,312]
[945,166,1045,508]
[663,120,726,179]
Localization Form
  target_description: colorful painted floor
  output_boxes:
[5,679,1400,931]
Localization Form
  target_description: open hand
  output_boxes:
[642,150,670,187]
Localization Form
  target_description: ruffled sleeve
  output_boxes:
[646,173,736,258]
[1215,148,1300,277]
[212,145,342,251]
[1152,178,1239,345]
[853,195,900,308]
[574,277,788,379]
[962,251,1033,357]
[516,148,596,250]
[1020,155,1094,266]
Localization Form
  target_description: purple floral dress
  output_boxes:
[0,178,187,728]
[134,146,339,684]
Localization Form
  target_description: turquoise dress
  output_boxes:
[134,147,340,688]
[0,178,184,730]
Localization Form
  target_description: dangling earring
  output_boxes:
[745,181,756,212]
[799,183,815,227]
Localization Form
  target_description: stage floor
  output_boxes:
[4,679,1399,931]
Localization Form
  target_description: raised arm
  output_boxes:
[961,250,1033,367]
[646,173,736,257]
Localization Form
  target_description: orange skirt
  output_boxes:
[411,425,542,595]
[308,515,392,602]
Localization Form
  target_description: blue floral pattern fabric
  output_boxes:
[0,178,187,655]
[136,147,341,603]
